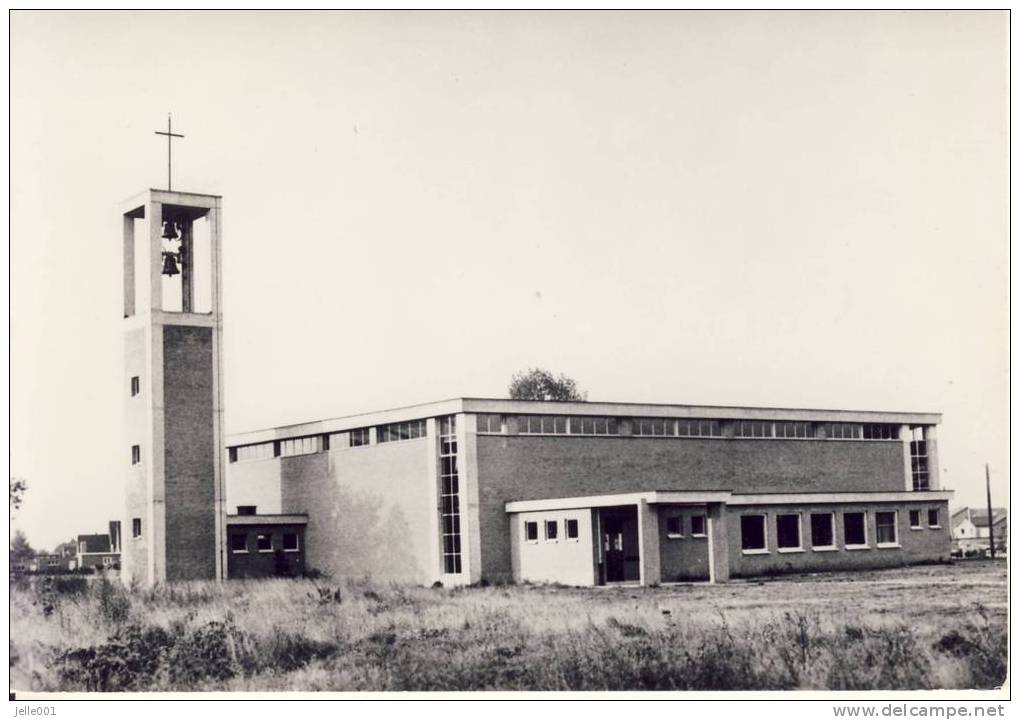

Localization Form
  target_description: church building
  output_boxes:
[119,183,953,587]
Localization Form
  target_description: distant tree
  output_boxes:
[508,368,587,401]
[10,530,34,565]
[9,477,27,517]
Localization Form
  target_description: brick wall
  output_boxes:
[226,523,306,579]
[475,434,906,582]
[162,325,217,580]
[279,439,434,583]
[725,499,952,577]
[657,506,711,581]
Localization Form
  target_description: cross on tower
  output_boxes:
[154,113,185,191]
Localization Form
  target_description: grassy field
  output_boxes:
[9,561,1007,692]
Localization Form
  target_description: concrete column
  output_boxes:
[148,201,163,312]
[123,215,135,317]
[457,412,482,585]
[707,503,730,583]
[637,500,661,586]
[924,426,940,490]
[180,219,193,313]
[424,417,442,584]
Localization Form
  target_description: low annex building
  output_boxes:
[225,398,952,585]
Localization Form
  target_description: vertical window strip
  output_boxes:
[438,415,462,574]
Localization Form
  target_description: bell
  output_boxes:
[161,252,180,277]
[161,220,179,240]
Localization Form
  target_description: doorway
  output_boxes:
[598,506,640,584]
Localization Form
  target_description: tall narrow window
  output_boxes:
[909,509,923,529]
[544,520,559,541]
[927,508,940,528]
[910,427,930,491]
[776,514,802,550]
[439,416,462,574]
[132,518,142,538]
[810,513,835,549]
[524,520,539,542]
[565,518,579,540]
[131,445,141,465]
[130,376,140,397]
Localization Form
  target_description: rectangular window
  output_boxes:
[634,418,676,437]
[876,511,898,546]
[256,533,272,553]
[282,533,299,552]
[810,513,835,549]
[775,422,813,439]
[545,520,558,541]
[378,419,427,443]
[279,436,322,457]
[524,520,539,542]
[230,534,248,554]
[130,376,140,396]
[927,508,940,528]
[476,414,502,433]
[439,416,462,573]
[827,423,863,440]
[909,509,923,529]
[776,514,802,550]
[844,512,868,547]
[132,518,142,538]
[522,415,618,435]
[740,515,767,553]
[236,505,257,516]
[565,518,579,540]
[676,419,723,438]
[349,428,370,447]
[234,442,276,462]
[690,515,707,537]
[734,421,773,438]
[666,516,683,537]
[910,427,930,491]
[863,423,899,440]
[131,445,141,465]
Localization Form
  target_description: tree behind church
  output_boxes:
[508,368,587,401]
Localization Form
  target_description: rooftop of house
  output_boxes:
[227,397,941,447]
[952,507,1008,527]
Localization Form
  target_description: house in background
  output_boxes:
[952,507,1007,554]
[76,532,120,571]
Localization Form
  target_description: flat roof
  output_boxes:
[227,397,941,447]
[226,514,309,526]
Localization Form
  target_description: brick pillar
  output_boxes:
[707,503,730,584]
[637,499,660,586]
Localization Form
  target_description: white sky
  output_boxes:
[10,11,1009,551]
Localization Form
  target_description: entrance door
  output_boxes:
[603,515,626,582]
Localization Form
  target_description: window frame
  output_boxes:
[131,517,142,539]
[909,509,923,530]
[524,520,539,544]
[809,512,836,551]
[544,519,559,543]
[843,511,869,549]
[130,376,140,397]
[256,533,273,553]
[565,518,579,541]
[282,532,300,553]
[131,444,141,465]
[740,514,769,554]
[230,533,249,554]
[927,508,941,529]
[690,514,707,538]
[775,513,804,553]
[666,516,684,538]
[875,510,899,548]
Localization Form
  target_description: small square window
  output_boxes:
[236,505,257,516]
[690,515,707,537]
[132,518,142,538]
[283,533,299,552]
[545,520,558,541]
[524,521,538,542]
[927,509,940,528]
[565,518,579,540]
[131,445,141,465]
[230,534,248,553]
[909,509,922,529]
[130,376,140,397]
[256,533,272,553]
[666,516,683,537]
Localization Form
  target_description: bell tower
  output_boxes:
[121,187,226,585]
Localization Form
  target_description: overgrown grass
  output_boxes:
[9,563,1008,692]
